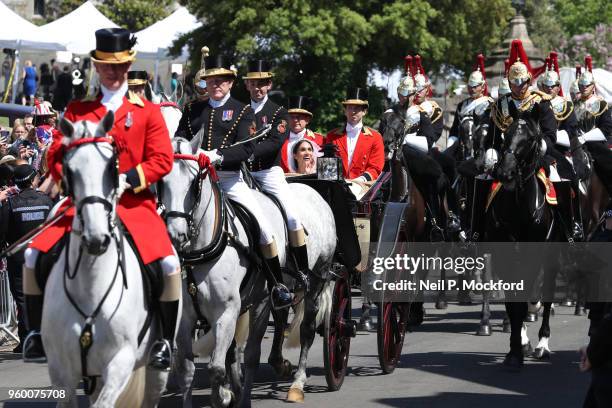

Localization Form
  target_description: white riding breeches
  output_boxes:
[217,171,275,245]
[251,166,302,231]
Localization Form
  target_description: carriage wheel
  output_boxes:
[377,301,407,374]
[323,271,355,391]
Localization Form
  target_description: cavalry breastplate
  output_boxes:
[459,96,492,119]
[405,105,422,133]
[574,95,606,132]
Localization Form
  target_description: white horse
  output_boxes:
[158,136,337,407]
[42,111,171,407]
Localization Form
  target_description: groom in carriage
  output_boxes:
[21,28,181,371]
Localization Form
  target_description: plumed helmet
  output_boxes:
[578,70,595,88]
[570,80,580,95]
[498,78,511,96]
[468,70,485,87]
[541,70,560,87]
[507,61,531,85]
[413,73,429,92]
[397,75,416,97]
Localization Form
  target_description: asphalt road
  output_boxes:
[0,300,592,408]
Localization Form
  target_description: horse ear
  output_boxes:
[59,117,74,141]
[190,127,204,154]
[97,111,115,137]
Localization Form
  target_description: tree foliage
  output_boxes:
[98,0,174,32]
[177,0,514,130]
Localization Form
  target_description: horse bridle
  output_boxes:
[62,137,120,236]
[502,123,541,189]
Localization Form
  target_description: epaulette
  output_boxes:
[127,90,145,107]
[532,90,553,101]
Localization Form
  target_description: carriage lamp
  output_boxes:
[317,143,343,181]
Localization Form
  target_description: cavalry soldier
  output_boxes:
[127,70,150,100]
[324,88,384,183]
[539,53,584,240]
[282,95,323,173]
[243,60,309,296]
[175,47,210,141]
[0,164,54,353]
[23,28,181,371]
[175,55,295,309]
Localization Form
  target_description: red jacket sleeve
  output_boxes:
[362,130,384,181]
[48,105,78,182]
[125,104,172,193]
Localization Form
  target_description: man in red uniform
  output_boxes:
[281,96,323,173]
[22,28,180,371]
[325,88,384,182]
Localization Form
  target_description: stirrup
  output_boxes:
[23,331,46,363]
[270,284,293,310]
[148,339,173,371]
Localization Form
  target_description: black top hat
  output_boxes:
[127,70,148,86]
[90,28,137,64]
[202,55,236,78]
[243,60,274,80]
[13,164,36,185]
[342,87,368,106]
[287,96,313,116]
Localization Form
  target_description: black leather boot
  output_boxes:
[554,181,579,241]
[266,255,293,310]
[23,295,46,362]
[470,175,493,242]
[572,191,584,241]
[148,300,179,371]
[291,244,310,292]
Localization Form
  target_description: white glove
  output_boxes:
[117,173,131,199]
[578,127,606,144]
[484,148,498,171]
[403,133,429,153]
[540,139,547,156]
[353,176,367,184]
[446,136,459,148]
[555,130,570,147]
[202,149,223,165]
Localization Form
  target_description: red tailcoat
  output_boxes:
[280,129,324,173]
[30,93,174,264]
[324,126,384,181]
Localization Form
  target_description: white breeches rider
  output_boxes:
[217,170,275,245]
[250,166,302,232]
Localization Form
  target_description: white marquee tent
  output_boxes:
[0,1,63,50]
[559,67,612,103]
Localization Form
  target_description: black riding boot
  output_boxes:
[428,186,445,242]
[572,188,584,241]
[23,294,46,362]
[554,181,580,241]
[291,244,310,292]
[266,255,293,310]
[148,300,179,371]
[445,185,462,235]
[470,175,493,242]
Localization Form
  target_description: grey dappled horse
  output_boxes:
[42,112,171,407]
[158,136,337,407]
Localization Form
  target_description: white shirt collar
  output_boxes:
[209,92,231,108]
[346,121,363,136]
[251,95,269,114]
[100,82,128,112]
[289,129,306,140]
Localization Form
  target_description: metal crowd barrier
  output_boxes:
[0,265,18,342]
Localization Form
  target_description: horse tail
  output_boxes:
[234,311,250,348]
[285,281,333,349]
[116,365,146,408]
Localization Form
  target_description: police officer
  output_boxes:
[0,164,53,353]
[243,60,310,293]
[175,55,294,309]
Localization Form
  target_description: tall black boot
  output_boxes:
[23,294,46,362]
[148,300,179,371]
[571,187,584,241]
[291,244,310,292]
[428,184,445,242]
[553,181,577,241]
[265,255,293,310]
[470,175,493,242]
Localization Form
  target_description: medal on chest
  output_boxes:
[261,115,268,125]
[222,110,234,122]
[125,111,133,128]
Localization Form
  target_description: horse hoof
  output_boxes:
[269,358,293,379]
[476,324,491,336]
[550,307,555,316]
[287,387,305,403]
[522,343,533,356]
[525,313,537,322]
[435,299,448,310]
[533,347,551,360]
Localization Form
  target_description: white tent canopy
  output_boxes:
[134,6,201,60]
[559,67,612,103]
[20,1,118,55]
[0,1,62,50]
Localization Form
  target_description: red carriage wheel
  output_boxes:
[323,270,355,391]
[377,301,408,374]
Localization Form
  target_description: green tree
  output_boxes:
[177,0,515,130]
[99,0,174,32]
[42,0,84,24]
[554,0,612,37]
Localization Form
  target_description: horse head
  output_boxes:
[59,111,117,255]
[382,111,405,158]
[159,100,182,139]
[159,136,204,249]
[496,117,540,191]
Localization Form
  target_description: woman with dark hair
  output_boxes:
[291,139,318,175]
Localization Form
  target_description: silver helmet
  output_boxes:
[397,75,416,96]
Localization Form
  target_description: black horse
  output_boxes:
[482,117,563,369]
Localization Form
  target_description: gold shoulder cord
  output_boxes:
[491,102,512,132]
[554,100,574,122]
[430,106,443,124]
[592,100,609,118]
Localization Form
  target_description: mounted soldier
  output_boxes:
[175,47,211,141]
[281,95,323,173]
[22,28,180,371]
[127,70,151,101]
[538,51,584,240]
[242,59,310,296]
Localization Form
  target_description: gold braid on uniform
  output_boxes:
[430,106,443,124]
[205,105,250,150]
[491,102,512,133]
[250,105,284,171]
[553,100,574,122]
[185,102,195,138]
[592,100,609,118]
